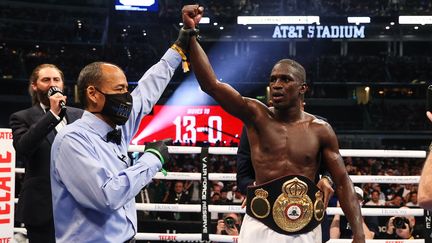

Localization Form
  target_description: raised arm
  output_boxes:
[183,6,253,122]
[320,123,365,243]
[123,48,180,143]
[189,38,253,121]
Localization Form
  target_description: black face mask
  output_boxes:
[94,87,133,125]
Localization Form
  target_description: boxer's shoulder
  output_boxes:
[303,112,327,127]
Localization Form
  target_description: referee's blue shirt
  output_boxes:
[51,49,180,243]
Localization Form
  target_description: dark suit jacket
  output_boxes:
[9,104,83,226]
[236,126,255,195]
[165,192,191,220]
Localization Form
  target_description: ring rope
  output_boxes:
[129,146,428,157]
[128,146,427,158]
[136,203,424,216]
[153,173,420,184]
[12,199,423,216]
[325,207,424,217]
[13,169,422,184]
[14,147,426,176]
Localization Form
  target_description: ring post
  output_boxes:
[425,209,432,243]
[200,147,210,242]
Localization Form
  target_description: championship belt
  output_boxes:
[246,175,325,235]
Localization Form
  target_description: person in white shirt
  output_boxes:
[405,191,419,207]
[365,190,386,206]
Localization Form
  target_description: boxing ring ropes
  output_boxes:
[13,146,431,243]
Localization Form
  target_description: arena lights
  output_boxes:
[179,17,210,26]
[347,17,370,25]
[237,16,320,25]
[399,15,432,24]
[199,17,210,24]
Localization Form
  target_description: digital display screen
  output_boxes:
[115,0,158,12]
[132,105,244,145]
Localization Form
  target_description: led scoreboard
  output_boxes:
[132,105,244,145]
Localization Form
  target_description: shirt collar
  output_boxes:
[81,111,116,142]
[40,103,49,113]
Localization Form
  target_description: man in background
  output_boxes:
[9,64,83,242]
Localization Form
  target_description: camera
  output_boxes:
[393,217,408,229]
[224,216,236,229]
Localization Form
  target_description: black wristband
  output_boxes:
[175,28,200,52]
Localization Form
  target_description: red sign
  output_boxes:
[0,129,15,240]
[132,105,243,145]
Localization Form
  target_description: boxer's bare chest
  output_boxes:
[250,119,321,184]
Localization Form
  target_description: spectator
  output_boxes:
[379,209,417,239]
[211,181,224,197]
[386,194,405,207]
[227,186,245,204]
[215,213,242,236]
[405,191,419,207]
[148,179,169,203]
[164,181,191,220]
[365,189,386,206]
[330,186,379,239]
[184,178,201,203]
[371,183,387,201]
[219,189,232,204]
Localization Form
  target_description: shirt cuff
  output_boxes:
[49,110,61,120]
[137,152,163,171]
[162,48,182,70]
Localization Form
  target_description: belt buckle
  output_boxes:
[273,177,324,233]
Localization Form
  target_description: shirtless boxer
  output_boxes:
[182,5,365,243]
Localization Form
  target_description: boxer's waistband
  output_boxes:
[246,175,325,235]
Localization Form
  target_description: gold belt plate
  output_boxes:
[273,177,314,232]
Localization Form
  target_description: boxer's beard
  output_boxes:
[36,89,50,107]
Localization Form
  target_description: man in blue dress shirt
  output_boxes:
[50,6,201,242]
